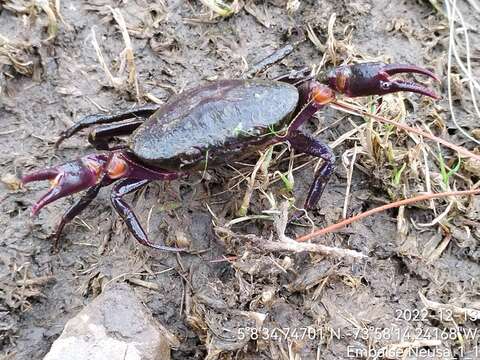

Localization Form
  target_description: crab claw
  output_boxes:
[21,154,108,216]
[325,62,440,99]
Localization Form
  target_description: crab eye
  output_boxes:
[380,81,390,90]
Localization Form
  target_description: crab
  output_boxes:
[21,62,439,252]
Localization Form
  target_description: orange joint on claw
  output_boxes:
[311,85,335,105]
[107,154,128,179]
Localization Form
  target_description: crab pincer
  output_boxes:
[22,154,110,216]
[325,62,440,99]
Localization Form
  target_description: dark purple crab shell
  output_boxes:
[128,80,300,171]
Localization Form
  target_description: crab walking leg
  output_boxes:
[88,119,145,150]
[52,182,105,248]
[56,104,161,147]
[287,130,335,211]
[110,179,187,252]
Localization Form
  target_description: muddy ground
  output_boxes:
[1,0,480,359]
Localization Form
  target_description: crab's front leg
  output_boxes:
[22,151,187,252]
[285,62,440,220]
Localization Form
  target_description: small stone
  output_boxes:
[281,256,293,270]
[1,173,22,190]
[472,129,480,140]
[44,283,177,360]
[261,288,275,305]
[464,158,480,177]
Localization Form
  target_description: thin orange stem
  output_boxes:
[296,189,480,243]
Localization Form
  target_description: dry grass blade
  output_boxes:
[445,0,480,145]
[421,146,437,215]
[127,278,161,291]
[416,200,454,227]
[110,7,142,102]
[426,233,452,263]
[286,0,300,13]
[306,23,326,53]
[342,143,358,219]
[199,0,242,17]
[237,148,272,217]
[90,28,123,88]
[53,0,70,29]
[326,13,338,64]
[35,0,59,41]
[89,8,142,101]
[2,0,62,40]
[321,13,356,68]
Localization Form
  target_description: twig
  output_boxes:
[127,278,160,290]
[271,202,366,258]
[16,275,56,287]
[342,143,358,219]
[296,188,480,243]
[262,235,366,258]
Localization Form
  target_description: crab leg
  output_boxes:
[88,119,145,150]
[287,130,335,212]
[56,104,161,147]
[52,182,104,249]
[110,179,187,252]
